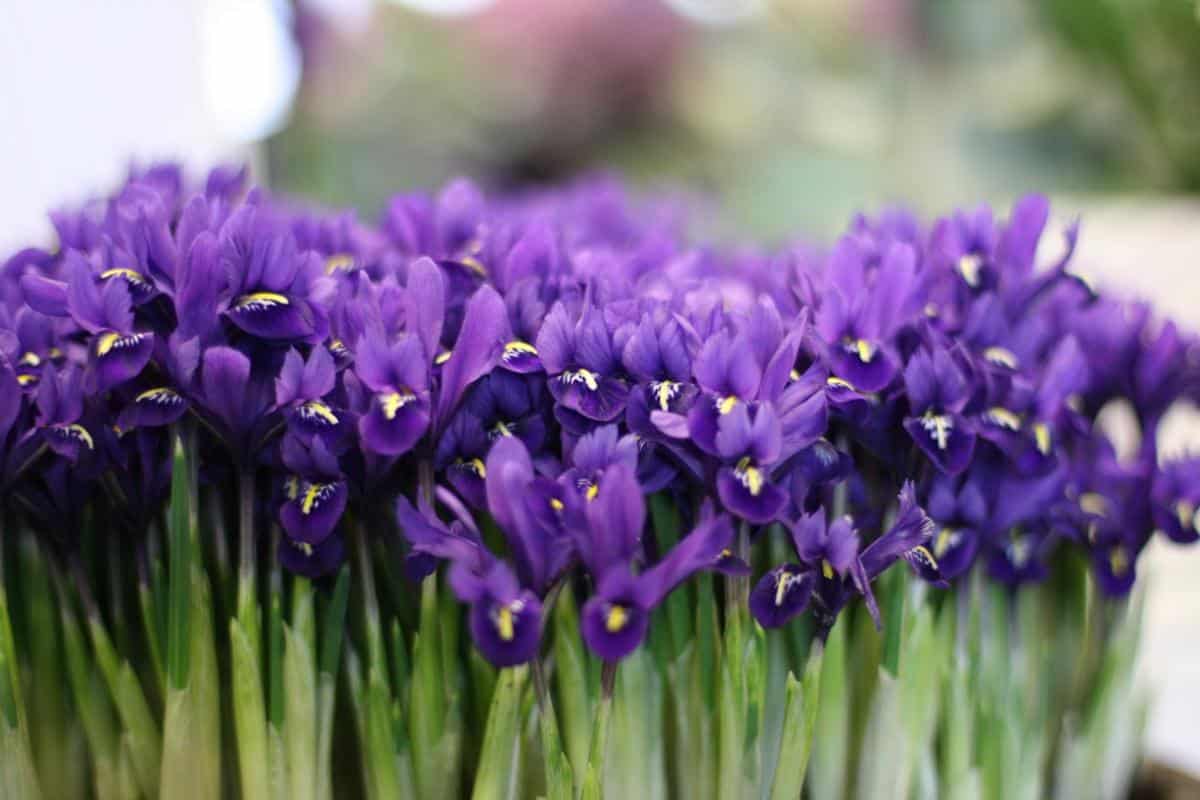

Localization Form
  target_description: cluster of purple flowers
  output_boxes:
[3,164,1198,667]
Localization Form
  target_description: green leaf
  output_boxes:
[410,575,446,798]
[770,643,824,800]
[0,718,44,800]
[61,602,116,799]
[471,666,527,800]
[231,617,271,800]
[550,590,589,778]
[579,693,611,800]
[87,616,161,799]
[537,693,574,800]
[283,624,318,800]
[808,618,848,800]
[161,565,221,800]
[166,436,192,690]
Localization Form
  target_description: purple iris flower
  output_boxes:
[398,436,569,666]
[814,240,919,392]
[575,484,738,662]
[31,252,156,394]
[536,301,628,423]
[902,347,976,475]
[923,473,987,580]
[219,205,332,343]
[561,424,638,501]
[353,333,430,458]
[275,345,347,442]
[277,434,348,559]
[712,403,789,525]
[1152,457,1200,545]
[750,483,940,635]
[621,309,698,435]
[34,364,95,462]
[196,345,278,464]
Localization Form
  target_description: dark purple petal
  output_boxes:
[279,479,347,544]
[716,465,787,525]
[903,412,976,475]
[469,589,543,667]
[226,292,316,340]
[278,533,345,578]
[359,391,430,457]
[93,331,154,392]
[749,565,814,629]
[549,371,627,422]
[117,387,189,430]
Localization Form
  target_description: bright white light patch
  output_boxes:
[664,0,764,25]
[384,0,495,16]
[201,0,301,142]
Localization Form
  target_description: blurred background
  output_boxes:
[3,0,1200,774]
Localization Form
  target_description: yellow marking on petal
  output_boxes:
[717,395,738,415]
[95,331,121,357]
[468,458,487,478]
[302,400,339,425]
[1176,500,1196,532]
[285,476,300,501]
[910,545,939,571]
[100,267,146,284]
[1033,422,1051,455]
[561,368,600,391]
[329,339,347,356]
[18,352,40,367]
[1109,546,1130,577]
[136,387,179,404]
[1079,493,1108,517]
[826,376,855,391]
[821,560,834,580]
[853,338,876,363]
[775,571,794,606]
[789,368,801,381]
[651,380,678,412]
[935,528,956,557]
[434,350,453,366]
[605,605,628,633]
[496,607,515,641]
[461,255,488,277]
[48,347,63,359]
[380,391,414,420]
[493,420,514,438]
[300,483,324,515]
[585,482,600,502]
[985,407,1021,431]
[296,541,313,557]
[235,291,289,309]
[324,253,355,274]
[549,498,564,512]
[735,456,765,497]
[920,411,953,451]
[983,346,1018,369]
[958,253,982,288]
[503,340,538,360]
[61,424,94,450]
[17,374,38,386]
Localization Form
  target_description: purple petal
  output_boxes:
[749,565,814,629]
